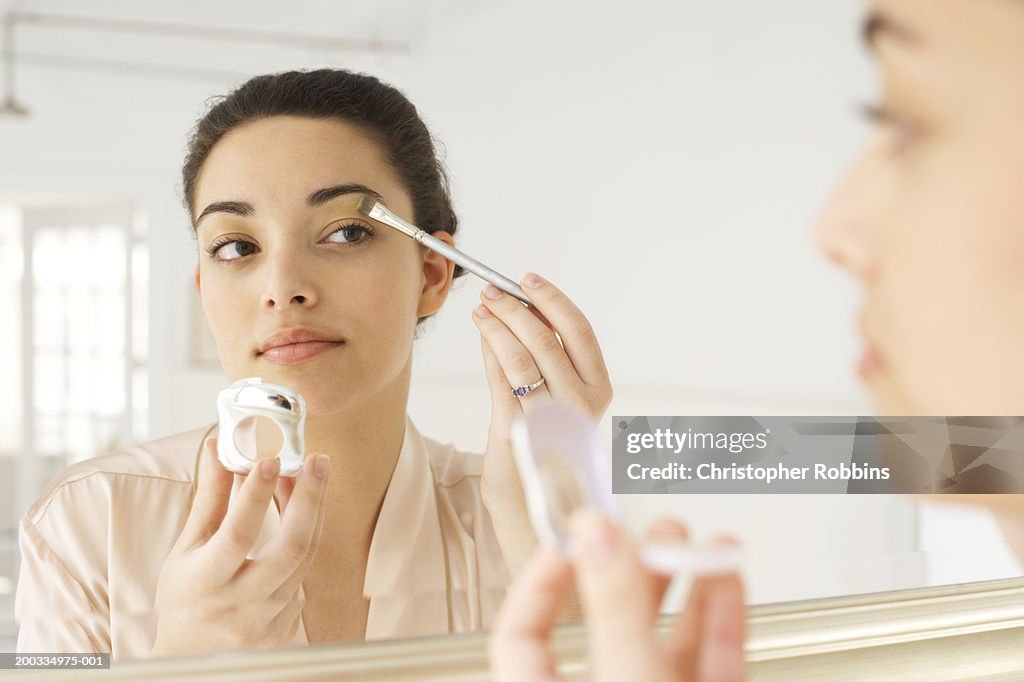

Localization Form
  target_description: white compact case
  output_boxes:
[216,377,307,476]
[511,402,742,576]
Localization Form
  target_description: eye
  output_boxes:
[206,238,259,261]
[860,103,921,156]
[324,221,375,246]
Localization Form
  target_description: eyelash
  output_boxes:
[204,221,377,262]
[859,102,921,155]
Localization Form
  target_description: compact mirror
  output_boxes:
[511,402,741,575]
[232,415,286,462]
[216,377,307,476]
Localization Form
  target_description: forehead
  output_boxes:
[193,115,406,217]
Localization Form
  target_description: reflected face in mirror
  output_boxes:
[816,0,1024,415]
[192,116,451,414]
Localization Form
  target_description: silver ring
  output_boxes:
[511,376,546,398]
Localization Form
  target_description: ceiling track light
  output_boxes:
[0,11,410,119]
[2,13,29,117]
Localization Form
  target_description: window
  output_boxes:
[0,202,149,649]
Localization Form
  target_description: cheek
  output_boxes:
[334,244,425,377]
[878,145,1024,412]
[347,245,423,326]
[199,269,255,374]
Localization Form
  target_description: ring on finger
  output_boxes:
[511,376,546,398]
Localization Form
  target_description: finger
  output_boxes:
[643,517,691,621]
[178,438,234,550]
[667,535,743,681]
[276,474,299,516]
[251,454,330,594]
[206,456,283,579]
[269,484,327,602]
[478,285,583,399]
[571,509,664,680]
[478,336,534,507]
[267,589,307,641]
[479,334,522,429]
[517,273,611,389]
[489,546,573,682]
[473,303,555,409]
[696,572,746,682]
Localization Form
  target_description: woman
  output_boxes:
[815,0,1024,564]
[15,69,611,659]
[491,0,1024,679]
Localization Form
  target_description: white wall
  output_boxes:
[405,0,873,419]
[398,0,930,605]
[2,0,1019,610]
[1,0,874,443]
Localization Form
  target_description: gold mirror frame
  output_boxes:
[10,576,1022,681]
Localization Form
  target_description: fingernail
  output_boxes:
[710,535,741,548]
[474,304,492,318]
[523,273,543,289]
[260,458,280,481]
[483,285,503,300]
[570,508,617,561]
[646,517,690,542]
[314,454,331,479]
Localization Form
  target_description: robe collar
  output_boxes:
[215,416,450,642]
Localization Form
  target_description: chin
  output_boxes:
[866,379,916,416]
[222,364,347,404]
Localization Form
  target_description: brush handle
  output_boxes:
[418,231,531,305]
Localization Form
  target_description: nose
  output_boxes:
[814,147,880,282]
[259,246,319,310]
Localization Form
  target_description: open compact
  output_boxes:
[511,401,742,575]
[216,377,307,477]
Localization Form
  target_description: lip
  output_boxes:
[258,327,345,365]
[857,344,883,381]
[857,313,884,381]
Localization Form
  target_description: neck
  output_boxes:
[256,357,412,551]
[305,359,411,506]
[994,511,1024,567]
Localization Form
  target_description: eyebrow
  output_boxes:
[195,200,253,224]
[307,183,383,207]
[195,183,384,225]
[862,10,920,50]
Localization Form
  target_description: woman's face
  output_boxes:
[193,116,453,415]
[816,0,1024,415]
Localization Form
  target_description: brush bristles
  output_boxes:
[353,195,421,239]
[355,193,379,217]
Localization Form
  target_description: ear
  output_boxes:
[416,231,457,317]
[194,266,201,295]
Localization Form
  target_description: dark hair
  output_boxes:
[182,69,465,288]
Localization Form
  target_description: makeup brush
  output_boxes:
[355,194,530,305]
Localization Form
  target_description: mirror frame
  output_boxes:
[12,576,1022,681]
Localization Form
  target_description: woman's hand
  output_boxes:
[151,438,330,657]
[472,272,612,515]
[489,510,746,682]
[472,273,612,586]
